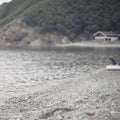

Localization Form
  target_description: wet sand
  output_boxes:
[0,69,120,120]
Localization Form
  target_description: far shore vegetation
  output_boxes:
[0,0,120,40]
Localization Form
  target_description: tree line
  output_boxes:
[0,0,120,40]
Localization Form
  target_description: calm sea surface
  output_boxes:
[0,47,120,104]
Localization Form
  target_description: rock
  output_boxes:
[29,40,42,47]
[85,112,95,116]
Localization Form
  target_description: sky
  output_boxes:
[0,0,12,5]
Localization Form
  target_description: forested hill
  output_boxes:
[0,0,120,39]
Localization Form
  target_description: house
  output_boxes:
[93,31,120,42]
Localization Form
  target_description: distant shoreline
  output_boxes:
[56,41,120,48]
[0,41,120,50]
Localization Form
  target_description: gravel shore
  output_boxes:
[0,68,120,120]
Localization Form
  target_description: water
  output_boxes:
[0,47,120,105]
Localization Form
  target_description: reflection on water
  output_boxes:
[0,47,120,104]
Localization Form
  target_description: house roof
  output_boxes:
[93,31,119,36]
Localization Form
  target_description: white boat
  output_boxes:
[106,65,120,70]
[106,58,120,70]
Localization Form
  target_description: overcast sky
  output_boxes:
[0,0,12,5]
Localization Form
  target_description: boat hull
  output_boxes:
[106,65,120,70]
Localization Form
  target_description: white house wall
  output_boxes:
[110,37,118,41]
[95,37,106,41]
[95,36,118,41]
